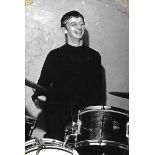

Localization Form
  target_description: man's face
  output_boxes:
[65,17,85,40]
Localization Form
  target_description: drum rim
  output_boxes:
[25,146,73,154]
[25,138,65,147]
[79,109,129,117]
[25,138,73,154]
[79,106,129,116]
[75,140,128,150]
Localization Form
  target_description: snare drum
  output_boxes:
[76,106,129,150]
[25,138,79,155]
[25,116,37,141]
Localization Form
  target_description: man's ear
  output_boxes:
[61,27,68,34]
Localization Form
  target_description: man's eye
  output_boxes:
[71,23,76,26]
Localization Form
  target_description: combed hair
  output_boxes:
[61,10,84,27]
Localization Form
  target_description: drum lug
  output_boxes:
[34,137,45,155]
[98,139,103,145]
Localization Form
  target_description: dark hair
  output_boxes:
[61,10,84,27]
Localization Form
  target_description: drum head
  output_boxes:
[25,138,78,155]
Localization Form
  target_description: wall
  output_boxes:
[25,0,129,138]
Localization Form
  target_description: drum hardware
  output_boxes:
[34,137,45,155]
[63,135,71,147]
[72,110,82,145]
[76,111,93,134]
[64,121,79,149]
[75,111,94,143]
[112,121,120,130]
[64,115,94,150]
[126,122,129,138]
[75,110,82,142]
[25,116,37,141]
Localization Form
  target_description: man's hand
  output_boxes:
[34,95,46,109]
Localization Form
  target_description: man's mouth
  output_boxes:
[75,31,82,35]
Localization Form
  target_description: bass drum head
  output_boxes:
[25,138,79,155]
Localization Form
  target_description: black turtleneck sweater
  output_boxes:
[36,43,102,108]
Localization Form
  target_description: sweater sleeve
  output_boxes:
[32,52,54,101]
[37,53,53,90]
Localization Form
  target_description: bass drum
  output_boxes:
[25,138,79,155]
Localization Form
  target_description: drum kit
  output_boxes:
[25,79,129,155]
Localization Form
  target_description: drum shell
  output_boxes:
[76,106,129,148]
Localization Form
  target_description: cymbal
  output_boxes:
[109,91,129,99]
[25,78,48,94]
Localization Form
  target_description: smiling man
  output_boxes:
[32,10,103,141]
[61,11,85,45]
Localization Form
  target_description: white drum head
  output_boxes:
[25,138,79,155]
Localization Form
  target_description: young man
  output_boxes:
[32,10,103,141]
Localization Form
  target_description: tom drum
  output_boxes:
[75,106,129,151]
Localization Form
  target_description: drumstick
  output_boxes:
[25,78,48,94]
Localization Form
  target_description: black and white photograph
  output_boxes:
[25,0,129,154]
[2,0,155,155]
